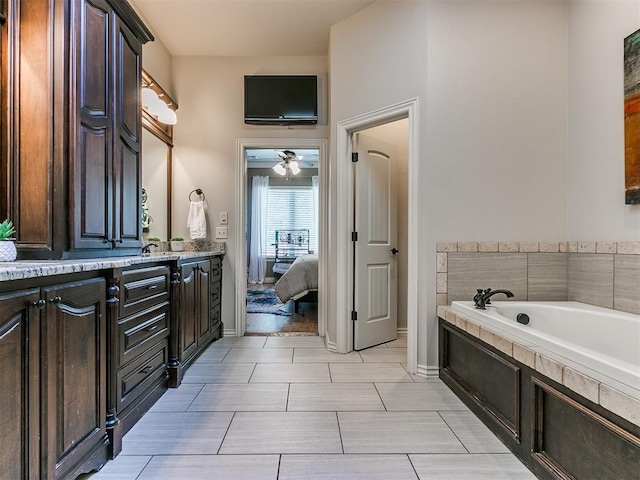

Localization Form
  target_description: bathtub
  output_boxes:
[451,301,640,392]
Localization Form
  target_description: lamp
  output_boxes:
[272,150,302,179]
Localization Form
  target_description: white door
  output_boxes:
[353,133,398,350]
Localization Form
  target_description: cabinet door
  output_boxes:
[180,264,199,362]
[197,260,211,344]
[73,0,113,250]
[41,278,107,480]
[112,15,142,249]
[0,289,40,480]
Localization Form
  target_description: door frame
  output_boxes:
[335,99,420,374]
[234,138,329,338]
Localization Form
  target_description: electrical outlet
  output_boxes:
[215,226,228,239]
[220,211,228,225]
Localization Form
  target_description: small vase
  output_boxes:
[171,240,184,252]
[0,240,17,262]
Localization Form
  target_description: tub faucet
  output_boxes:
[141,242,158,254]
[473,288,514,309]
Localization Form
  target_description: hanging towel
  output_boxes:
[187,201,207,239]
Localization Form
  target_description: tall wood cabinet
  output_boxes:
[1,0,152,259]
[0,275,107,480]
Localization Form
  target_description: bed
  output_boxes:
[274,254,318,313]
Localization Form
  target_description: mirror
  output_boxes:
[141,70,176,241]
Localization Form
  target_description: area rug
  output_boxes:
[246,288,291,316]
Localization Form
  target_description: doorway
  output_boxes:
[335,99,419,373]
[235,138,328,339]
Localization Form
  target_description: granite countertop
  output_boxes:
[0,249,225,282]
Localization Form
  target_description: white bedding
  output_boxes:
[274,254,318,303]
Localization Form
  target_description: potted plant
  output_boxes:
[170,237,184,252]
[145,237,161,253]
[0,219,17,262]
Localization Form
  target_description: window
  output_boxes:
[265,186,317,256]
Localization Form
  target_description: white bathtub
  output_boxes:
[451,301,640,392]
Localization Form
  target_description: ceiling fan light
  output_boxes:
[289,160,300,175]
[273,163,286,175]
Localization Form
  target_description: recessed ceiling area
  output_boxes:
[130,0,375,56]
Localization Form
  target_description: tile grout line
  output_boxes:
[406,453,421,480]
[335,411,345,454]
[216,411,237,455]
[436,411,470,454]
[184,383,207,412]
[372,382,389,411]
[133,455,155,480]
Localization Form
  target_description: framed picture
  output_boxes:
[624,28,640,204]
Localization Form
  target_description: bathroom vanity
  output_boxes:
[0,251,224,479]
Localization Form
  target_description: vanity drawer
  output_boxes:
[210,281,221,307]
[119,265,170,318]
[211,257,222,283]
[117,339,168,412]
[210,302,221,328]
[119,303,170,365]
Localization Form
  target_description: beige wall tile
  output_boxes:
[436,253,448,273]
[457,242,478,252]
[436,273,448,294]
[513,344,535,368]
[498,242,519,253]
[478,241,499,252]
[567,254,614,308]
[600,384,640,427]
[445,310,455,323]
[436,294,448,306]
[617,241,640,255]
[494,335,513,356]
[539,242,560,253]
[454,315,468,331]
[577,242,596,253]
[562,367,599,404]
[447,253,527,303]
[535,353,563,383]
[527,253,568,301]
[437,242,458,252]
[559,242,569,253]
[596,242,617,254]
[614,255,640,315]
[567,242,578,253]
[479,327,495,347]
[437,306,448,318]
[519,242,539,253]
[466,321,480,338]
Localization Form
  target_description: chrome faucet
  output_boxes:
[141,242,158,254]
[473,288,514,309]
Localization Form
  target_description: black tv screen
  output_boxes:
[244,75,318,125]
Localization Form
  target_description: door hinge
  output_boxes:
[351,152,358,162]
[351,311,358,321]
[351,231,358,242]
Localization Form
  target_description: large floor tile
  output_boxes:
[188,383,289,411]
[122,412,233,455]
[136,455,280,480]
[293,348,363,363]
[439,410,510,453]
[219,412,342,454]
[264,336,325,348]
[80,455,151,479]
[339,412,467,454]
[147,384,204,412]
[385,335,408,348]
[279,454,418,480]
[223,347,293,363]
[287,383,385,411]
[410,453,537,479]
[211,336,267,348]
[250,362,331,383]
[359,347,407,363]
[190,346,230,364]
[375,382,468,411]
[181,362,256,383]
[330,363,413,382]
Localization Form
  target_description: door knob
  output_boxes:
[390,248,399,255]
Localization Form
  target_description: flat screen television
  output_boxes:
[244,75,318,125]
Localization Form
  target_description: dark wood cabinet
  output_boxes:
[2,0,152,259]
[0,276,108,480]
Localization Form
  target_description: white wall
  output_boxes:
[330,0,569,371]
[171,56,329,330]
[568,0,640,240]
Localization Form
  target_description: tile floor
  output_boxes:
[85,335,536,480]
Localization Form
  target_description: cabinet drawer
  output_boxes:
[210,302,221,328]
[210,282,221,306]
[119,304,169,365]
[117,339,168,412]
[120,265,170,318]
[211,257,222,283]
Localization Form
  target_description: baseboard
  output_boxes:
[396,328,407,335]
[224,329,237,337]
[417,364,439,378]
[325,338,338,353]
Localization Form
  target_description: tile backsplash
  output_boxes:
[437,241,640,316]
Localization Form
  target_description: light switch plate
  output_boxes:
[220,211,228,225]
[215,226,228,239]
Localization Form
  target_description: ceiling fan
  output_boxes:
[272,150,311,177]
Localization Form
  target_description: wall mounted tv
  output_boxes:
[244,75,318,125]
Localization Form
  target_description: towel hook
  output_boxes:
[189,188,205,201]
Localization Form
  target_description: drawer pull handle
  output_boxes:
[145,324,159,332]
[139,365,154,374]
[146,285,158,290]
[49,296,62,305]
[32,299,47,310]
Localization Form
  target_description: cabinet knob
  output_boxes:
[49,296,62,305]
[139,365,153,374]
[32,299,46,310]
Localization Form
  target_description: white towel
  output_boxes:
[187,201,207,239]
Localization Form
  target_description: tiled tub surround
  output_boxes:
[436,241,640,316]
[438,304,640,480]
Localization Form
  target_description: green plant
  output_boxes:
[170,237,184,241]
[0,219,16,241]
[147,237,161,242]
